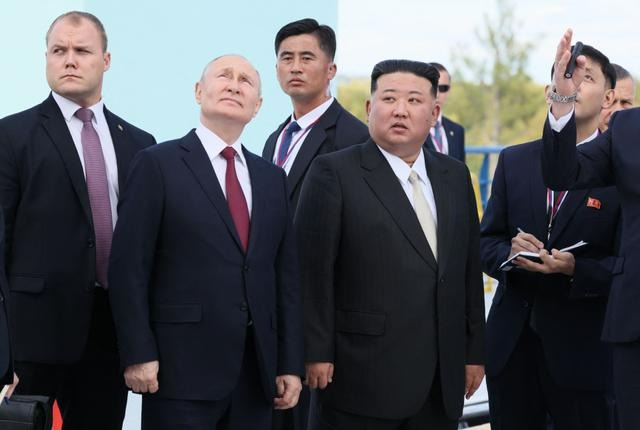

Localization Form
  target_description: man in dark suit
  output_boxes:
[598,63,635,132]
[0,209,18,399]
[108,54,303,430]
[541,29,640,430]
[296,59,485,430]
[481,44,620,430]
[0,11,155,429]
[424,62,465,162]
[263,18,368,210]
[264,19,369,430]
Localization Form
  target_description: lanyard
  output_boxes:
[276,118,321,168]
[546,189,567,239]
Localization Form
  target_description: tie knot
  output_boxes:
[286,121,301,134]
[408,170,419,184]
[221,146,237,161]
[75,108,94,123]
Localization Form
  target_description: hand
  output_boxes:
[5,373,19,398]
[551,29,587,118]
[305,362,334,389]
[509,231,543,258]
[124,360,159,394]
[464,365,484,400]
[516,249,576,276]
[273,374,302,410]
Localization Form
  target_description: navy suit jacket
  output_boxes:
[0,94,155,363]
[0,209,12,385]
[541,109,640,343]
[424,115,465,163]
[296,141,484,420]
[262,99,368,209]
[108,130,303,402]
[482,139,621,390]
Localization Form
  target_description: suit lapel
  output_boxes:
[39,95,92,224]
[360,141,437,270]
[286,100,344,198]
[263,117,288,161]
[104,107,136,189]
[529,143,551,242]
[547,188,589,246]
[423,134,437,153]
[244,149,266,256]
[424,150,453,275]
[180,131,244,252]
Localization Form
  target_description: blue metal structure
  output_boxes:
[466,146,503,210]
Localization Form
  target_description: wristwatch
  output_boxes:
[548,89,577,104]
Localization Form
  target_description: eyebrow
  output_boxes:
[278,50,317,58]
[381,88,425,95]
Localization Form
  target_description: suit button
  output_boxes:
[440,277,445,283]
[243,265,250,272]
[523,300,530,308]
[240,302,248,312]
[88,239,95,248]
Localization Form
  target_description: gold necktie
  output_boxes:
[408,171,437,260]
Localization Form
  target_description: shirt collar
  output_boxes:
[195,122,247,166]
[52,91,105,124]
[578,128,599,146]
[289,97,334,129]
[376,144,428,185]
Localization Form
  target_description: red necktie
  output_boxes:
[75,108,112,287]
[221,147,250,252]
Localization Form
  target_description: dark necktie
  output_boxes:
[276,121,301,167]
[221,147,250,252]
[75,108,112,287]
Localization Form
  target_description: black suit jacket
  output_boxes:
[262,99,368,209]
[295,140,484,420]
[424,115,465,162]
[108,130,303,402]
[0,94,155,363]
[481,140,621,390]
[541,110,640,343]
[0,209,12,385]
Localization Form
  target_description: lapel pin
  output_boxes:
[586,197,601,209]
[117,124,124,132]
[449,130,454,136]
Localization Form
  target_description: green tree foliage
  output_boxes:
[337,77,369,123]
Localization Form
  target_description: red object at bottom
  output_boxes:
[52,400,62,429]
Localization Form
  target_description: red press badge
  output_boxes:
[586,197,601,209]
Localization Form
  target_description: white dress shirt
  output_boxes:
[274,96,335,174]
[377,145,438,224]
[52,91,119,227]
[429,112,449,155]
[196,123,253,217]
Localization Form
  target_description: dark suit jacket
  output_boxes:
[0,94,155,363]
[541,110,640,343]
[295,140,484,420]
[262,99,369,209]
[424,115,465,163]
[0,209,12,386]
[108,130,303,402]
[481,140,621,390]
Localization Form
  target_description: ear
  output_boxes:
[253,97,263,118]
[365,99,371,123]
[430,101,441,126]
[195,81,202,105]
[602,88,615,109]
[103,52,111,72]
[327,62,337,81]
[544,84,552,105]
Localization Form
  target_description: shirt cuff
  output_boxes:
[548,107,574,132]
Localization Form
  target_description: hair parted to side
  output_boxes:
[275,18,336,60]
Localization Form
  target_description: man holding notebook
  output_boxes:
[479,44,621,430]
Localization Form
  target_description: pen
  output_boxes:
[517,227,525,234]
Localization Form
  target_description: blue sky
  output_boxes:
[338,0,640,84]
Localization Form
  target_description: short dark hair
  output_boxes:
[46,11,108,52]
[429,62,450,82]
[370,59,440,97]
[612,63,632,81]
[274,18,336,60]
[550,44,616,89]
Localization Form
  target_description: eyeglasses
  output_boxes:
[438,84,451,93]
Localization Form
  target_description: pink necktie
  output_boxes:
[221,147,250,252]
[75,108,113,287]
